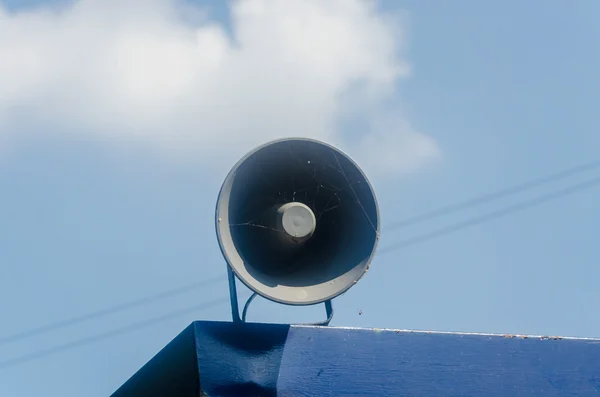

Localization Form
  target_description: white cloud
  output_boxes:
[0,0,439,174]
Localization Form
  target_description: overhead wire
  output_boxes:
[1,159,599,369]
[0,298,229,370]
[378,175,600,255]
[386,158,600,230]
[0,275,225,346]
[4,158,597,347]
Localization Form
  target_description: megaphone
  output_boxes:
[215,138,379,323]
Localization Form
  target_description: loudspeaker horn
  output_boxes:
[215,138,380,319]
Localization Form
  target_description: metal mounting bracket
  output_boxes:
[227,266,334,326]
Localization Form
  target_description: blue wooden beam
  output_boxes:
[111,321,600,396]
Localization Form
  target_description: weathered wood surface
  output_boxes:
[112,321,600,396]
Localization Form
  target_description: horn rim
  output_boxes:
[215,137,380,306]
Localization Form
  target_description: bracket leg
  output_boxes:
[228,267,334,326]
[227,266,242,323]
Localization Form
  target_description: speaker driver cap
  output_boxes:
[276,202,316,243]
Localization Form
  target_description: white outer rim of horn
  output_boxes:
[214,137,380,306]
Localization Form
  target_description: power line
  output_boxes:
[386,158,600,231]
[2,163,599,369]
[4,159,598,347]
[0,275,225,346]
[378,175,600,255]
[0,297,229,370]
[1,175,598,370]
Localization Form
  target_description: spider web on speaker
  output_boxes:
[227,141,377,237]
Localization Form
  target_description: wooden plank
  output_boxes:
[278,327,600,396]
[112,321,600,396]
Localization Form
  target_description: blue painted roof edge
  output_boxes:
[111,321,600,396]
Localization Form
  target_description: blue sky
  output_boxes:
[1,0,599,395]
